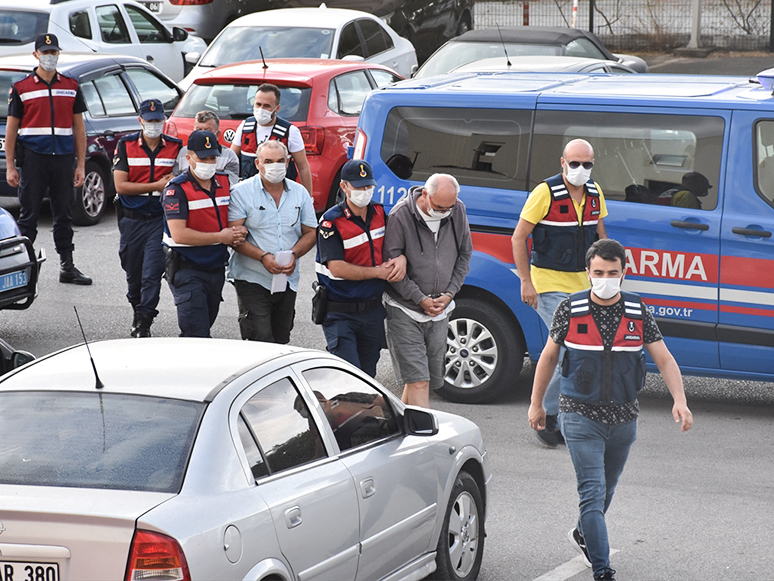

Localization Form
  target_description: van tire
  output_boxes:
[72,161,107,226]
[438,298,524,403]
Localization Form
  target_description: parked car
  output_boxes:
[414,26,648,79]
[0,52,183,225]
[0,206,44,311]
[450,55,636,75]
[180,6,416,88]
[168,58,402,211]
[0,0,207,81]
[0,337,490,580]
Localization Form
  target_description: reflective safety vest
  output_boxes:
[13,72,80,155]
[315,202,387,303]
[531,173,601,272]
[239,116,299,181]
[163,172,230,269]
[560,290,647,404]
[118,132,183,213]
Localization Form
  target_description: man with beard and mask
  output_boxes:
[512,138,608,448]
[113,99,183,337]
[383,173,472,408]
[162,130,246,338]
[5,33,92,285]
[227,140,316,343]
[230,83,313,197]
[528,238,693,581]
[315,160,406,377]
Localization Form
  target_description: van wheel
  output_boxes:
[431,472,484,581]
[72,161,107,226]
[438,298,524,403]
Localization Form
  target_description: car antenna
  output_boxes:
[73,306,104,389]
[496,24,512,67]
[259,46,268,70]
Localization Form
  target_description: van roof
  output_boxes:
[388,72,774,108]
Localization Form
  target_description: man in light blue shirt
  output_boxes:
[228,140,316,343]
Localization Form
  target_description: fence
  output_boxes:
[474,1,772,51]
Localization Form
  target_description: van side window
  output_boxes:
[380,107,531,189]
[755,121,774,206]
[531,111,724,210]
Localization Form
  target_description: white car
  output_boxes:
[0,0,206,81]
[180,6,417,89]
[0,338,489,580]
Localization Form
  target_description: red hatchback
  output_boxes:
[166,58,402,211]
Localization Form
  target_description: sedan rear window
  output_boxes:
[0,10,49,45]
[174,83,311,123]
[200,26,335,67]
[0,392,204,493]
[0,70,29,118]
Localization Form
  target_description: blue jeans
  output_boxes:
[537,291,568,415]
[560,412,637,577]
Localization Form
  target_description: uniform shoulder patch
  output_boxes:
[322,220,332,228]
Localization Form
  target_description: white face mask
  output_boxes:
[254,107,275,126]
[192,161,216,181]
[427,207,451,220]
[564,162,592,187]
[142,121,163,139]
[262,162,286,183]
[348,186,374,208]
[38,54,58,72]
[589,276,622,300]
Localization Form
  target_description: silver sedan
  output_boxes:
[0,338,490,581]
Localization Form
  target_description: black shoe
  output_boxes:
[536,414,562,448]
[568,528,592,568]
[131,314,153,338]
[594,569,616,581]
[59,252,92,285]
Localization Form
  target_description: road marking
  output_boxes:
[533,550,619,581]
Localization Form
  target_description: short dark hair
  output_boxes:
[585,239,626,269]
[256,83,281,104]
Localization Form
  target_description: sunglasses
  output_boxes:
[566,160,594,170]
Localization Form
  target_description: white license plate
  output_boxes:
[142,1,161,11]
[0,137,5,151]
[0,269,27,291]
[0,562,59,581]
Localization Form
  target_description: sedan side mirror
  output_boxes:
[404,406,439,436]
[184,51,201,65]
[410,64,418,78]
[173,27,189,42]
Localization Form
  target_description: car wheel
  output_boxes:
[432,471,484,581]
[438,297,525,403]
[456,15,471,37]
[72,161,107,226]
[326,167,344,210]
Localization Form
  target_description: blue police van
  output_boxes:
[353,71,774,402]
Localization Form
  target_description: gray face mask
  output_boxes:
[38,54,58,72]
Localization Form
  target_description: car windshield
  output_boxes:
[416,42,561,78]
[0,10,49,45]
[0,392,205,493]
[174,82,311,123]
[0,70,29,117]
[200,26,336,67]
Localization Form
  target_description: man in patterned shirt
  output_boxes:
[528,238,693,581]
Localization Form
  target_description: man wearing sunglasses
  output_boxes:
[512,138,608,447]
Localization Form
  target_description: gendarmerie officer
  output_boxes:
[5,33,91,284]
[112,99,183,337]
[162,130,246,337]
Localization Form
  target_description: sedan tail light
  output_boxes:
[125,530,191,581]
[170,0,214,5]
[164,120,178,138]
[300,126,325,155]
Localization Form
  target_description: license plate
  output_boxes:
[0,269,27,291]
[142,1,161,11]
[0,137,5,151]
[0,562,59,581]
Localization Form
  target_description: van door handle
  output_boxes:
[360,477,376,498]
[670,220,709,231]
[732,227,772,238]
[284,506,302,529]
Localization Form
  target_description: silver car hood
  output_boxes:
[0,485,175,580]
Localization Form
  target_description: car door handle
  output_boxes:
[670,220,709,231]
[284,506,302,529]
[732,227,772,238]
[360,477,376,498]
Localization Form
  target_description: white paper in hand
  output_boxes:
[271,250,293,293]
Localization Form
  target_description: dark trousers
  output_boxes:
[17,150,75,253]
[118,216,165,317]
[168,267,225,338]
[233,279,296,344]
[323,305,386,378]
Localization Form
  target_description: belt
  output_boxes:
[327,298,382,313]
[122,208,163,221]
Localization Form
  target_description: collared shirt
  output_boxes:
[227,175,316,291]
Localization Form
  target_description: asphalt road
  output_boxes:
[2,202,773,581]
